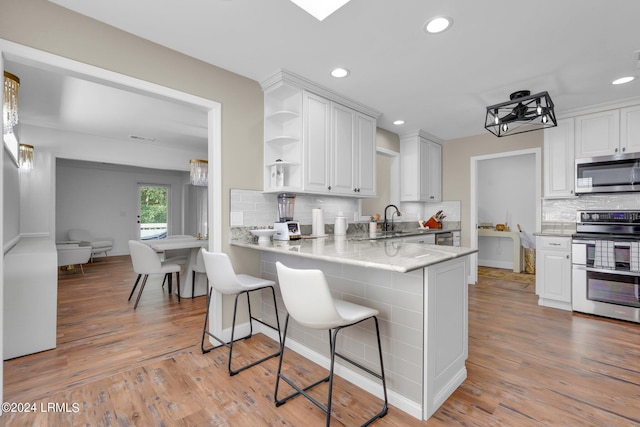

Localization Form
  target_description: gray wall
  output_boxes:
[55,159,188,256]
[2,151,19,247]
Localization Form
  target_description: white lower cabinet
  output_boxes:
[535,236,572,311]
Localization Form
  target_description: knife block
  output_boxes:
[425,216,442,229]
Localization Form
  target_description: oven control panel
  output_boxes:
[577,211,640,224]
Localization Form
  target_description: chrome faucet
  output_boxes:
[383,204,402,232]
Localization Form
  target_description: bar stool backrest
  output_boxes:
[275,262,342,330]
[201,250,245,295]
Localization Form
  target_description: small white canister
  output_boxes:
[334,212,347,236]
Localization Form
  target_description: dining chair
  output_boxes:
[128,240,181,309]
[191,248,207,297]
[274,261,388,426]
[201,249,282,376]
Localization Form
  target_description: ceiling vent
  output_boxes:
[128,135,156,142]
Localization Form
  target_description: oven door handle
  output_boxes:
[585,267,640,277]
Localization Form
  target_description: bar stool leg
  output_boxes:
[202,286,282,376]
[274,316,388,426]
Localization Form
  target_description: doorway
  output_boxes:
[469,148,541,284]
[138,184,170,240]
[0,40,223,400]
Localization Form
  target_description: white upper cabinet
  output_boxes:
[575,110,621,158]
[303,91,332,193]
[620,105,640,154]
[355,114,377,196]
[331,102,357,194]
[544,118,575,198]
[400,131,442,202]
[261,70,379,197]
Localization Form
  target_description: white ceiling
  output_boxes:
[6,59,209,150]
[21,0,640,142]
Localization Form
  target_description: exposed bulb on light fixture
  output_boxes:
[536,99,542,115]
[542,114,549,124]
[501,123,508,133]
[494,109,499,125]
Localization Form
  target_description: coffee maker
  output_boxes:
[273,193,301,240]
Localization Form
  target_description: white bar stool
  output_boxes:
[201,250,282,376]
[274,262,388,426]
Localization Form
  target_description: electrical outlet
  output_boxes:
[230,211,243,226]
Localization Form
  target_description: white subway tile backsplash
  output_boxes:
[230,189,464,228]
[542,193,640,223]
[230,189,359,227]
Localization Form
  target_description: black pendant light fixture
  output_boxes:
[485,90,557,137]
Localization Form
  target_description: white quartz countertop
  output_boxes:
[231,237,477,273]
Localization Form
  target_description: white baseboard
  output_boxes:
[478,259,513,270]
[429,367,467,418]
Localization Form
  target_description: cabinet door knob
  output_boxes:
[566,255,570,259]
[615,148,619,152]
[622,147,626,152]
[328,186,332,190]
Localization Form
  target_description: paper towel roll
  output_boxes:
[334,215,347,236]
[312,208,324,236]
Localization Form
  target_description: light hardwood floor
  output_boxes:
[2,257,639,426]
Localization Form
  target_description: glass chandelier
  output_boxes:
[190,159,208,186]
[4,71,20,134]
[19,144,34,173]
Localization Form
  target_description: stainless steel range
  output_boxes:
[572,210,640,323]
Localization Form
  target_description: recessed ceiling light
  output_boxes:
[331,68,350,78]
[424,16,452,34]
[393,120,405,125]
[612,76,635,85]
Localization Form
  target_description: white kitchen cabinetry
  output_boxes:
[329,103,377,196]
[263,81,303,192]
[535,236,572,311]
[303,91,332,193]
[575,110,621,158]
[400,131,442,202]
[261,70,379,197]
[620,105,640,154]
[543,118,575,198]
[354,113,377,196]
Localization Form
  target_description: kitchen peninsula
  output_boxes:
[231,235,477,420]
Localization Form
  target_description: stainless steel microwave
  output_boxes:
[575,152,640,194]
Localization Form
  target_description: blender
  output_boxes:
[273,193,301,240]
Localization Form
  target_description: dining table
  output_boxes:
[145,236,208,297]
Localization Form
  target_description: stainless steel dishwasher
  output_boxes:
[435,232,454,246]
